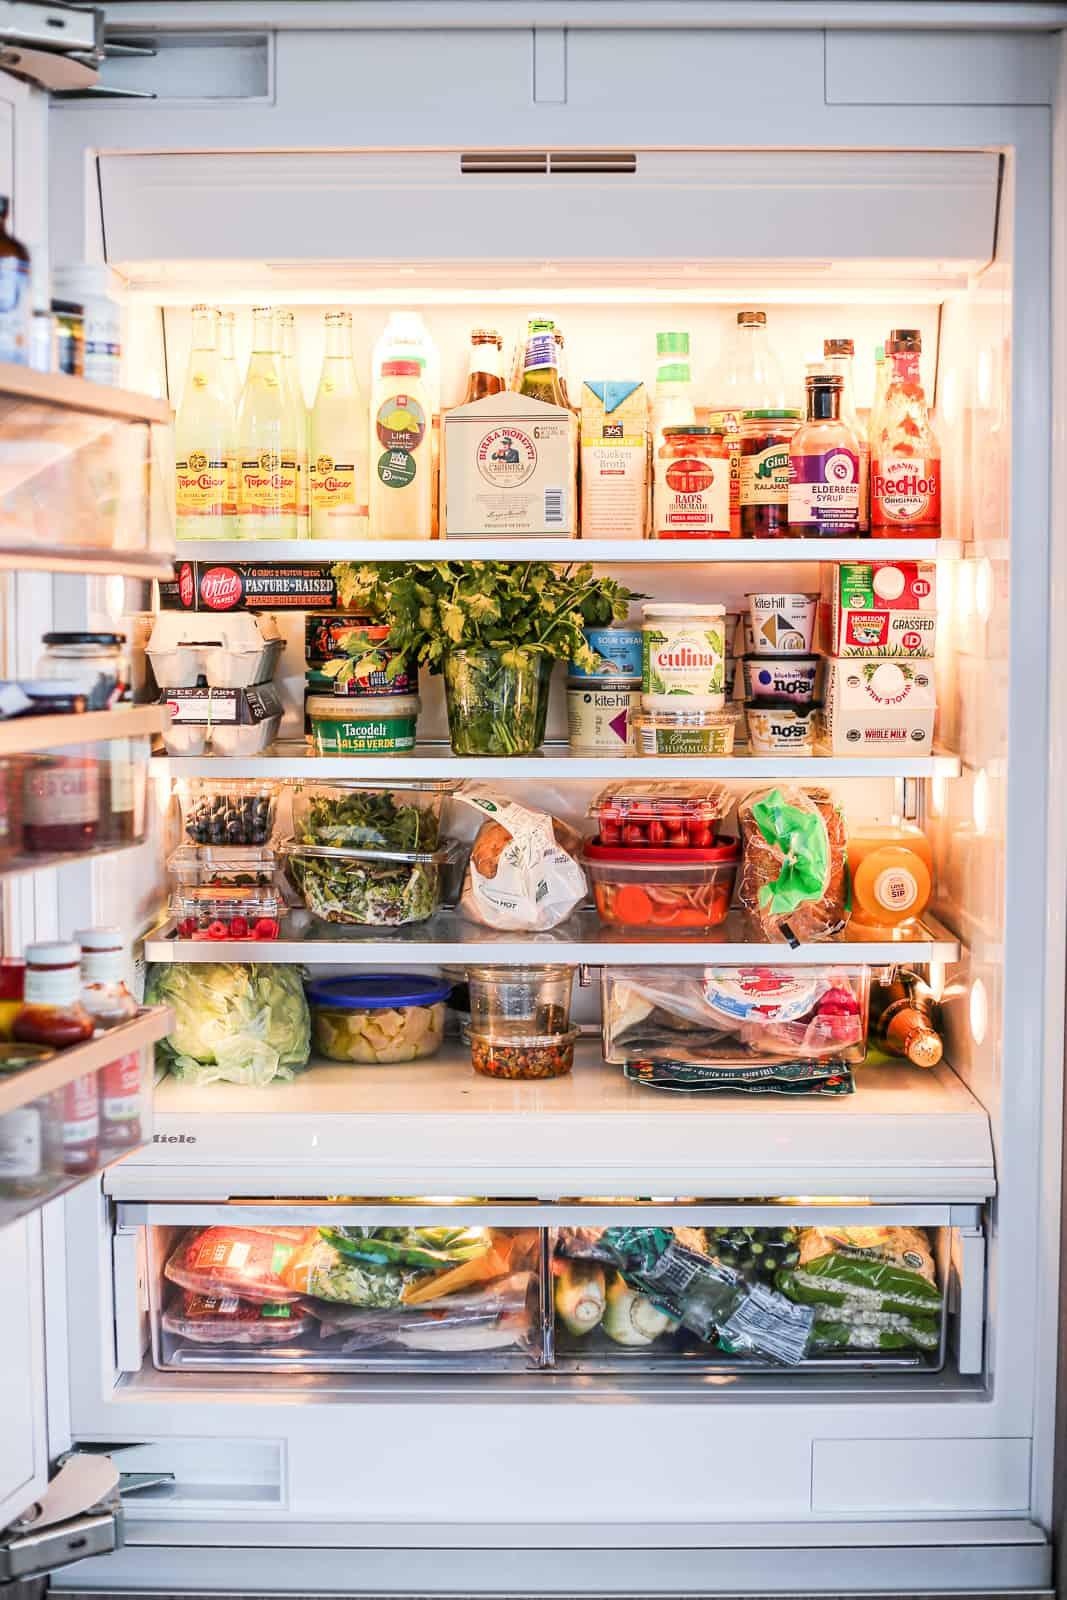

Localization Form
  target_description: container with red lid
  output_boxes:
[591,781,731,850]
[583,837,740,931]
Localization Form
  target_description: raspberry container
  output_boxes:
[172,885,282,941]
[591,782,731,849]
[584,837,740,931]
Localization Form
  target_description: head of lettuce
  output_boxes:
[145,963,311,1087]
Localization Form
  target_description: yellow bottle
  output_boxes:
[236,306,298,538]
[847,823,933,931]
[310,311,369,539]
[276,309,308,538]
[175,305,235,539]
[369,357,432,539]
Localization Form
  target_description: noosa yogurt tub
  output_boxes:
[641,603,726,711]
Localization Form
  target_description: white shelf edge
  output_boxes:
[0,360,172,425]
[0,543,175,581]
[174,538,963,565]
[0,704,168,758]
[0,1006,174,1117]
[155,745,962,781]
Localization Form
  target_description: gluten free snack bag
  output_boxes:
[737,786,849,944]
[165,1227,311,1303]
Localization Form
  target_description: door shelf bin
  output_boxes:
[118,1202,986,1383]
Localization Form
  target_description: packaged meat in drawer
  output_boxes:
[149,1222,543,1372]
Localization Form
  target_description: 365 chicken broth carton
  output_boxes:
[823,658,936,754]
[822,560,937,657]
[443,392,577,536]
[580,380,648,539]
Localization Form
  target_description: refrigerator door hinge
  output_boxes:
[0,1454,122,1587]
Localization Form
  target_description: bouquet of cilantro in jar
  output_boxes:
[332,560,639,756]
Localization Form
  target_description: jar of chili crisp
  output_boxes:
[653,426,732,539]
[739,410,802,538]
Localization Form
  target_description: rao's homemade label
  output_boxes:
[787,447,860,535]
[654,434,731,538]
[641,605,726,709]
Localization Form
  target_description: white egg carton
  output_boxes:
[159,683,283,756]
[147,611,284,689]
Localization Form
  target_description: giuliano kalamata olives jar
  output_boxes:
[739,411,801,538]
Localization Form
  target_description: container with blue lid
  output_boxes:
[305,973,451,1063]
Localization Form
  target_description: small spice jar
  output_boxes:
[653,425,732,539]
[14,941,95,1049]
[38,632,130,710]
[739,410,802,538]
[75,927,137,1028]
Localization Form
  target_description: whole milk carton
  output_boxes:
[823,659,936,754]
[580,380,648,538]
[443,392,576,536]
[822,559,937,657]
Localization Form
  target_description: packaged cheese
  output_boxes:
[822,560,937,657]
[443,392,577,537]
[823,658,936,754]
[579,380,648,539]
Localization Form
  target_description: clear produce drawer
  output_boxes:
[115,1202,987,1383]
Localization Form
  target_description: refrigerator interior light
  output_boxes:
[975,558,994,623]
[931,772,948,816]
[969,978,989,1046]
[972,768,990,835]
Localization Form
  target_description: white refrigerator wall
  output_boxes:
[1,15,1055,1590]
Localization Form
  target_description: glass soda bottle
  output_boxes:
[787,373,861,537]
[236,306,299,538]
[217,309,240,411]
[461,328,505,402]
[175,306,236,539]
[822,338,869,532]
[871,328,941,537]
[519,317,569,407]
[310,311,369,539]
[717,310,788,411]
[276,309,308,537]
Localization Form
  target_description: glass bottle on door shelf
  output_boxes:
[519,317,569,408]
[0,196,31,367]
[461,328,505,403]
[276,309,309,537]
[175,305,236,539]
[871,328,941,538]
[310,311,369,539]
[77,928,141,1149]
[872,969,944,1069]
[822,338,869,533]
[236,306,299,539]
[787,372,861,537]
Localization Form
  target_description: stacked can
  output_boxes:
[634,603,737,756]
[742,592,821,755]
[567,625,642,754]
[304,614,421,755]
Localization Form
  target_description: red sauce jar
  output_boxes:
[654,426,733,539]
[23,749,100,853]
[14,941,95,1049]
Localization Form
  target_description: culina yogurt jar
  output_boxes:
[641,603,726,711]
[569,625,643,683]
[306,693,419,755]
[567,682,640,752]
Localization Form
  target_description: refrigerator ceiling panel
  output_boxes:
[96,148,1000,268]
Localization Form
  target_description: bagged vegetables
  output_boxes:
[457,787,587,932]
[737,786,849,945]
[145,963,311,1086]
[280,1237,422,1308]
[776,1226,942,1355]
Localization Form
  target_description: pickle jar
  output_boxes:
[739,410,802,538]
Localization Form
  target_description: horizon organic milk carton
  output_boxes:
[823,658,936,754]
[443,392,577,536]
[822,560,937,657]
[580,380,648,539]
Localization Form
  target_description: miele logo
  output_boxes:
[153,1133,198,1144]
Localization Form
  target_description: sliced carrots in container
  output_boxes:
[583,838,739,932]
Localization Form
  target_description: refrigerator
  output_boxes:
[0,5,1065,1595]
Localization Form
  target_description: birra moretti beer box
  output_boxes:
[822,560,937,657]
[443,393,577,536]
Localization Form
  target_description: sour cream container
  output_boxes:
[568,625,643,683]
[567,682,640,752]
[641,603,726,711]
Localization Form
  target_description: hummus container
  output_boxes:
[566,683,640,752]
[641,603,726,711]
[742,655,820,709]
[745,703,821,755]
[632,707,737,756]
[746,592,818,656]
[568,625,643,683]
[148,611,283,690]
[306,693,419,756]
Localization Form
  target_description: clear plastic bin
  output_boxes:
[171,884,281,941]
[292,781,455,852]
[281,837,460,926]
[179,779,278,846]
[150,1222,542,1373]
[590,781,731,848]
[584,839,739,931]
[470,1028,579,1079]
[467,965,575,1039]
[306,974,451,1063]
[600,964,871,1071]
[168,845,278,892]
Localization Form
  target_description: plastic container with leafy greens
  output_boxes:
[292,781,456,851]
[144,962,311,1086]
[281,837,459,927]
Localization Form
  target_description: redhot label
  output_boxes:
[872,456,941,529]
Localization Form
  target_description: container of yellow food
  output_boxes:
[304,973,450,1063]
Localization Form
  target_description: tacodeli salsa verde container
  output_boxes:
[306,694,419,755]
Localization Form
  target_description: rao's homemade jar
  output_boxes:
[641,603,726,711]
[653,426,732,539]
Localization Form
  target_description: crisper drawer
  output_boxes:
[114,1202,987,1383]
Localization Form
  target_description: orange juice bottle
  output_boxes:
[847,823,933,931]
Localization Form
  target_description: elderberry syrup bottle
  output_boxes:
[787,373,862,538]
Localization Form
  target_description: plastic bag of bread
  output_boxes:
[456,785,587,931]
[737,786,848,945]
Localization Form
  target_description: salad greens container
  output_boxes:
[281,837,460,926]
[292,781,455,853]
